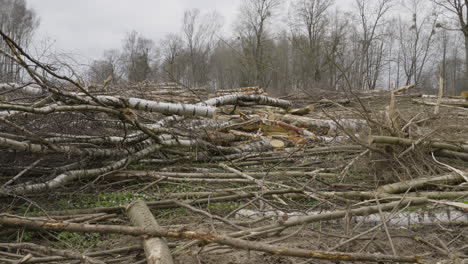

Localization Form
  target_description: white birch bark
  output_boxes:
[1,143,162,194]
[127,200,174,264]
[0,136,132,157]
[0,83,44,96]
[204,94,292,109]
[95,96,216,118]
[1,84,216,118]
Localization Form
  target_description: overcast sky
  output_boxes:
[26,0,353,63]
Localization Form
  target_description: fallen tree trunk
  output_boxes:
[225,198,429,241]
[436,149,468,161]
[273,114,368,136]
[0,143,162,194]
[0,215,423,263]
[127,200,174,264]
[95,96,216,118]
[319,191,468,200]
[204,94,292,109]
[369,135,468,153]
[377,172,465,194]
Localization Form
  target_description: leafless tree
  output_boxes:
[121,31,156,83]
[353,0,393,90]
[0,0,39,82]
[160,33,185,83]
[182,9,222,87]
[236,0,282,90]
[433,0,468,89]
[210,40,244,90]
[88,49,122,85]
[437,29,465,94]
[397,0,439,86]
[289,0,334,89]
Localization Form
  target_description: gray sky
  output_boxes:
[26,0,352,63]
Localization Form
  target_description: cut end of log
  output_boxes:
[461,91,468,100]
[270,139,285,149]
[289,105,314,116]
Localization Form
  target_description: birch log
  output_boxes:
[273,114,368,136]
[127,200,174,264]
[0,136,129,157]
[95,96,216,118]
[0,84,216,118]
[0,215,422,263]
[369,135,468,153]
[376,172,466,194]
[204,94,292,109]
[0,83,44,96]
[1,143,162,194]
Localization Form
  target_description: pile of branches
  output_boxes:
[0,30,467,263]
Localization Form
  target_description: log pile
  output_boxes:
[0,30,467,264]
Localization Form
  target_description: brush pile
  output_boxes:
[0,30,467,264]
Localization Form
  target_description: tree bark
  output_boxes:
[369,135,468,153]
[126,200,174,264]
[465,34,468,90]
[0,215,423,263]
[377,172,465,194]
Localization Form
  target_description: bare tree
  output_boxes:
[160,33,185,83]
[182,9,222,87]
[437,30,465,94]
[121,31,156,83]
[236,0,281,90]
[323,10,351,90]
[397,0,439,86]
[0,0,39,82]
[433,0,468,89]
[88,49,122,85]
[210,40,244,90]
[353,0,392,90]
[290,0,334,89]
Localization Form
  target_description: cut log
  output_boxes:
[0,214,424,263]
[204,94,292,109]
[288,105,314,116]
[392,84,416,94]
[377,172,465,194]
[126,200,174,264]
[270,139,285,148]
[369,135,468,153]
[273,114,368,136]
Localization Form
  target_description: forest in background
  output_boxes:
[1,1,468,263]
[1,0,468,95]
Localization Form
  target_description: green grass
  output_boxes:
[208,202,242,215]
[127,163,155,170]
[56,232,103,250]
[82,192,153,207]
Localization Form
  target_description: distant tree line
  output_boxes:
[1,0,467,95]
[0,0,39,83]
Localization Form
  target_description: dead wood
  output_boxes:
[127,200,174,264]
[1,143,163,194]
[0,215,423,263]
[45,189,304,215]
[369,135,468,153]
[0,244,144,263]
[377,172,466,194]
[1,28,466,264]
[0,242,105,264]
